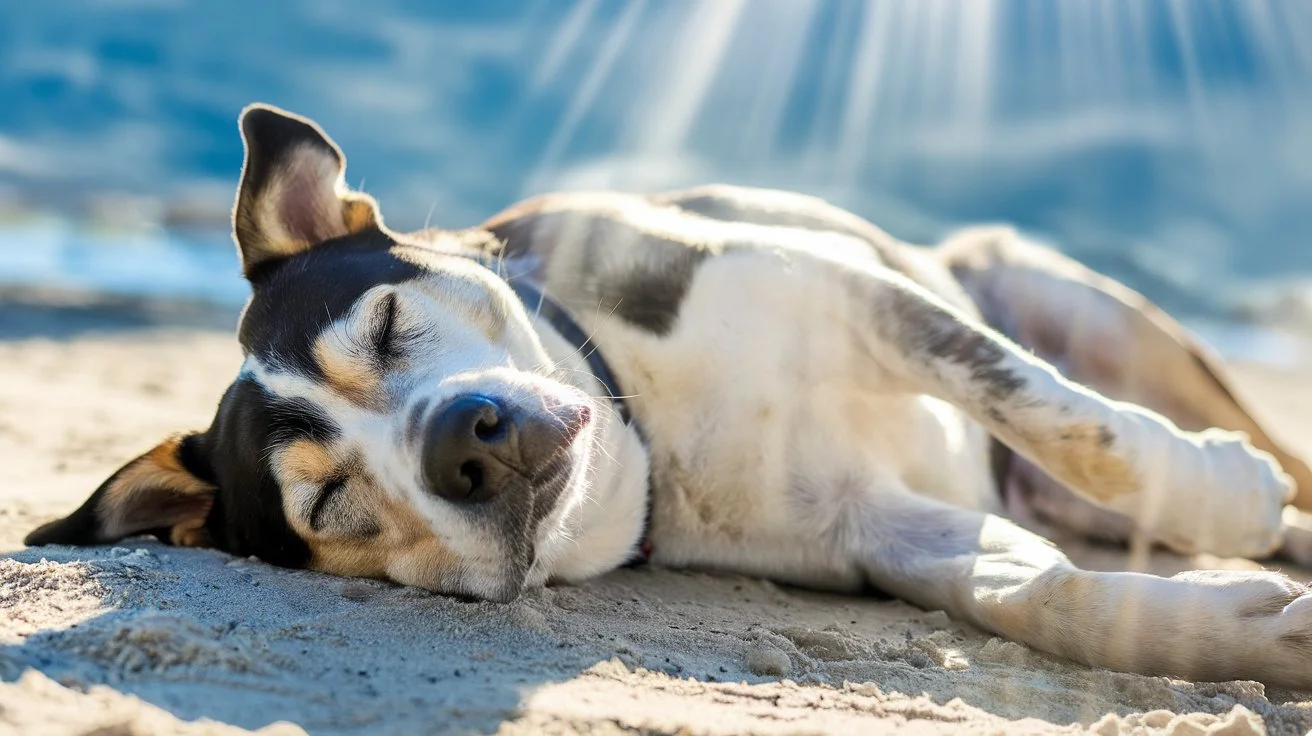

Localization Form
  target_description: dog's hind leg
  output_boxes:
[822,252,1293,560]
[938,227,1312,562]
[846,482,1312,688]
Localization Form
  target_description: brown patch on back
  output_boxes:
[313,332,383,409]
[99,435,215,539]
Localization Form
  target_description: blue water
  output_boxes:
[1,0,1311,357]
[0,221,245,305]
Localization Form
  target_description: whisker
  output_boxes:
[535,293,625,371]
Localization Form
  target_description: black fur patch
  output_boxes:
[890,288,1026,402]
[177,432,216,485]
[23,490,105,547]
[485,206,710,337]
[238,228,421,377]
[594,245,710,336]
[203,378,340,568]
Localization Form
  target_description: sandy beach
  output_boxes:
[2,291,1311,736]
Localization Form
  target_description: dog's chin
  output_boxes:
[442,427,597,603]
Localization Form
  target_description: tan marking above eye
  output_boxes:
[280,439,338,483]
[304,478,459,586]
[313,329,384,409]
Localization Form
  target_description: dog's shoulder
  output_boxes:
[481,190,711,262]
[478,186,980,326]
[476,190,728,336]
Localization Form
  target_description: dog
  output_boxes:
[26,104,1312,690]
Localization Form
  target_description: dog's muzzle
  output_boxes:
[420,395,591,504]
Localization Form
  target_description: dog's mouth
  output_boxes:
[484,453,583,601]
[410,391,597,601]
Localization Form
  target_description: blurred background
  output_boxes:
[1,0,1311,363]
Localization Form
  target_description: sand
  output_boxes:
[2,292,1310,736]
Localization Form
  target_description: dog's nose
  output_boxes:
[421,396,587,503]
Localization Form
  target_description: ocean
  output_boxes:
[2,0,1310,364]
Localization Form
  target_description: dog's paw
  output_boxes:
[1170,569,1312,689]
[1158,429,1292,559]
[1240,580,1312,691]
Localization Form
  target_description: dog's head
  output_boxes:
[26,105,600,602]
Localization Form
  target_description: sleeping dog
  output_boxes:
[27,104,1312,689]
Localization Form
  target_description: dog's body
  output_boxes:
[27,105,1312,689]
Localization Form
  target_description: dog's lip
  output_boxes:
[549,402,592,442]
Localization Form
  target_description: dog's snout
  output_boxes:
[422,395,509,504]
[421,395,589,504]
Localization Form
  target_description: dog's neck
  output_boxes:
[512,278,653,582]
[510,281,633,427]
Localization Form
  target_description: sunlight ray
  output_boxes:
[953,0,996,133]
[802,0,861,183]
[531,0,646,189]
[631,0,747,157]
[836,0,897,185]
[735,0,820,162]
[530,0,600,94]
[1164,0,1208,123]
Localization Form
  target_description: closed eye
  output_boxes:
[309,476,347,532]
[371,292,398,361]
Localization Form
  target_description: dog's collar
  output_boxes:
[509,281,653,565]
[509,281,632,426]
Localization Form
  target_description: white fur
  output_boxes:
[497,193,1310,689]
[245,177,1308,687]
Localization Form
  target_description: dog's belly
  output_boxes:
[592,249,996,589]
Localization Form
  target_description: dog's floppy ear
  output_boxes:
[25,432,217,548]
[941,227,1312,511]
[232,103,381,276]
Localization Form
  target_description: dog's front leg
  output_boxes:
[843,259,1292,559]
[851,485,1312,688]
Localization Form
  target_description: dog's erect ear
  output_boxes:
[232,103,381,277]
[25,432,217,549]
